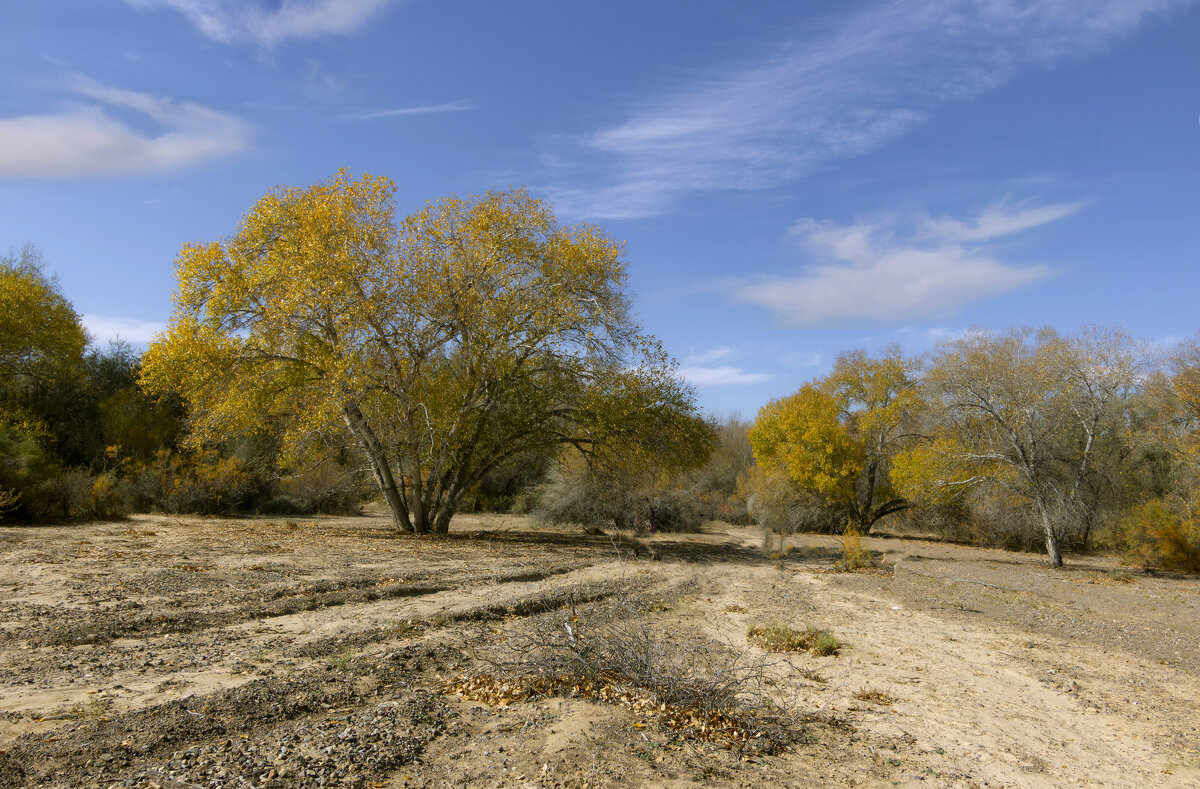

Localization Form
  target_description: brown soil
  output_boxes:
[1,510,1197,788]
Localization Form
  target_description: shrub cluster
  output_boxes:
[1119,499,1200,572]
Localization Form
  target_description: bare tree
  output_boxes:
[903,326,1143,566]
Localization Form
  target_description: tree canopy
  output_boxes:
[142,171,712,534]
[0,245,88,414]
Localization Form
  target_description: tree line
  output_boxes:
[3,171,1197,572]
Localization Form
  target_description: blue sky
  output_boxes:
[2,0,1197,417]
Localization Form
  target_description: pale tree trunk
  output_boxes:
[1035,496,1063,567]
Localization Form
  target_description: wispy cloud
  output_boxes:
[83,315,167,346]
[546,0,1187,218]
[127,0,396,48]
[343,100,473,121]
[678,366,774,387]
[734,200,1079,325]
[0,76,251,178]
[916,201,1087,243]
[682,346,734,366]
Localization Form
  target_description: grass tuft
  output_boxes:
[746,623,843,656]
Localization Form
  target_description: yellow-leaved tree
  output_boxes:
[0,245,90,519]
[141,172,712,534]
[748,347,919,533]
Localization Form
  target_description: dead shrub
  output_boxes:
[535,459,705,532]
[451,582,799,752]
[276,460,369,514]
[27,469,127,521]
[852,688,893,705]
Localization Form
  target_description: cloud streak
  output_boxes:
[343,100,473,121]
[0,76,251,178]
[127,0,396,48]
[547,0,1187,218]
[678,366,774,387]
[734,201,1078,325]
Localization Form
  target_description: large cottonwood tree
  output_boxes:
[142,172,711,534]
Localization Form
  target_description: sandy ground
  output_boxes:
[0,510,1197,788]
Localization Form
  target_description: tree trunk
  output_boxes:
[430,486,467,535]
[342,404,411,533]
[432,507,453,535]
[1035,497,1063,567]
[859,459,878,533]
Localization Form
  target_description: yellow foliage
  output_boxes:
[823,345,920,449]
[0,487,17,519]
[1120,499,1200,572]
[891,435,994,506]
[0,246,88,385]
[749,384,863,502]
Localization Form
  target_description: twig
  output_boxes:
[951,578,1003,589]
[814,682,850,716]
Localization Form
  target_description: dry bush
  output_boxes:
[834,527,873,571]
[742,467,842,536]
[682,415,756,524]
[852,689,893,705]
[535,456,704,532]
[122,450,269,515]
[22,468,127,522]
[275,459,369,514]
[488,586,768,713]
[451,582,800,752]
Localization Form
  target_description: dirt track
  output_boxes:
[1,511,1197,787]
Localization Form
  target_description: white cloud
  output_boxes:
[0,76,251,178]
[734,201,1077,325]
[83,315,167,346]
[546,0,1187,218]
[678,366,774,387]
[127,0,396,47]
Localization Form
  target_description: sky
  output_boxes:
[2,0,1198,417]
